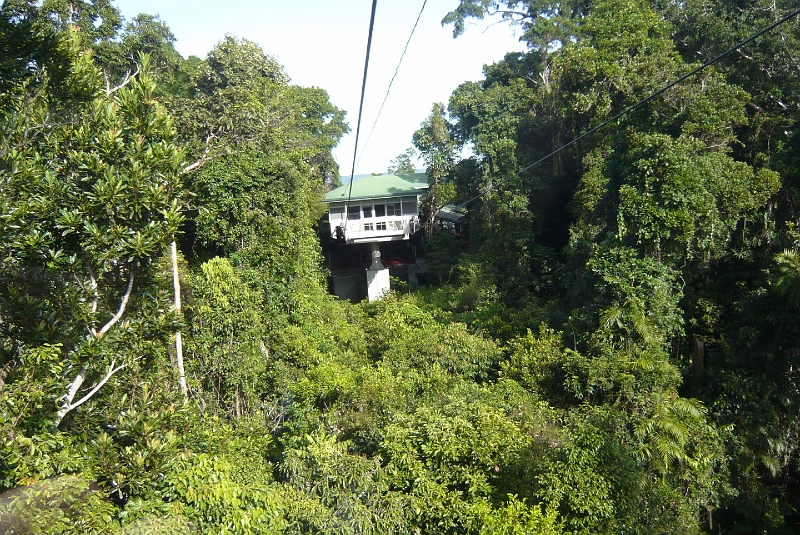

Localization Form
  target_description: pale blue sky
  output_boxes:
[113,1,523,175]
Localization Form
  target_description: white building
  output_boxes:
[323,173,427,244]
[323,173,428,301]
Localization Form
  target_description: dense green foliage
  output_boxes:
[2,0,800,533]
[432,0,800,532]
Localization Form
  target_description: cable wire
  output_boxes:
[344,0,379,228]
[454,6,800,210]
[356,0,428,170]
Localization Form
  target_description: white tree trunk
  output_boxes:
[171,241,187,398]
[55,365,87,426]
[54,275,135,428]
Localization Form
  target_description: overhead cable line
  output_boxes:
[344,0,379,225]
[454,6,800,210]
[356,0,428,170]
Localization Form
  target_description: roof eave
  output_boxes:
[323,189,428,203]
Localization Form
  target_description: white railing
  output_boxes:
[334,216,419,242]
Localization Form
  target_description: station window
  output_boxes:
[329,206,345,221]
[386,203,402,216]
[376,222,387,231]
[363,206,373,218]
[364,223,374,231]
[374,204,385,217]
[347,206,360,220]
[402,198,417,215]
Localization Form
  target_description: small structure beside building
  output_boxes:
[322,173,428,301]
[436,204,466,233]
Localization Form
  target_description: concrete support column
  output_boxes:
[366,243,390,301]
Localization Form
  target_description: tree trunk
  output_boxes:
[690,337,704,398]
[235,384,242,418]
[54,274,135,428]
[54,359,127,428]
[171,241,187,398]
[425,191,437,237]
[55,365,87,427]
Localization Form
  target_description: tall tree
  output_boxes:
[438,0,788,529]
[413,103,458,235]
[169,36,347,176]
[443,0,590,51]
[1,32,184,429]
[387,147,417,175]
[103,13,191,95]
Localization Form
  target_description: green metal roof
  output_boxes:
[323,173,428,202]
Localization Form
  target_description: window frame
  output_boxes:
[401,197,417,216]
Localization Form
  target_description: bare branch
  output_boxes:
[53,269,137,427]
[181,130,219,174]
[735,48,755,61]
[96,274,135,339]
[106,65,141,96]
[68,359,127,412]
[54,364,87,427]
[474,17,517,34]
[487,8,534,21]
[82,252,99,334]
[54,357,134,426]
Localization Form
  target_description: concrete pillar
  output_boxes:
[366,243,390,301]
[407,264,419,289]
